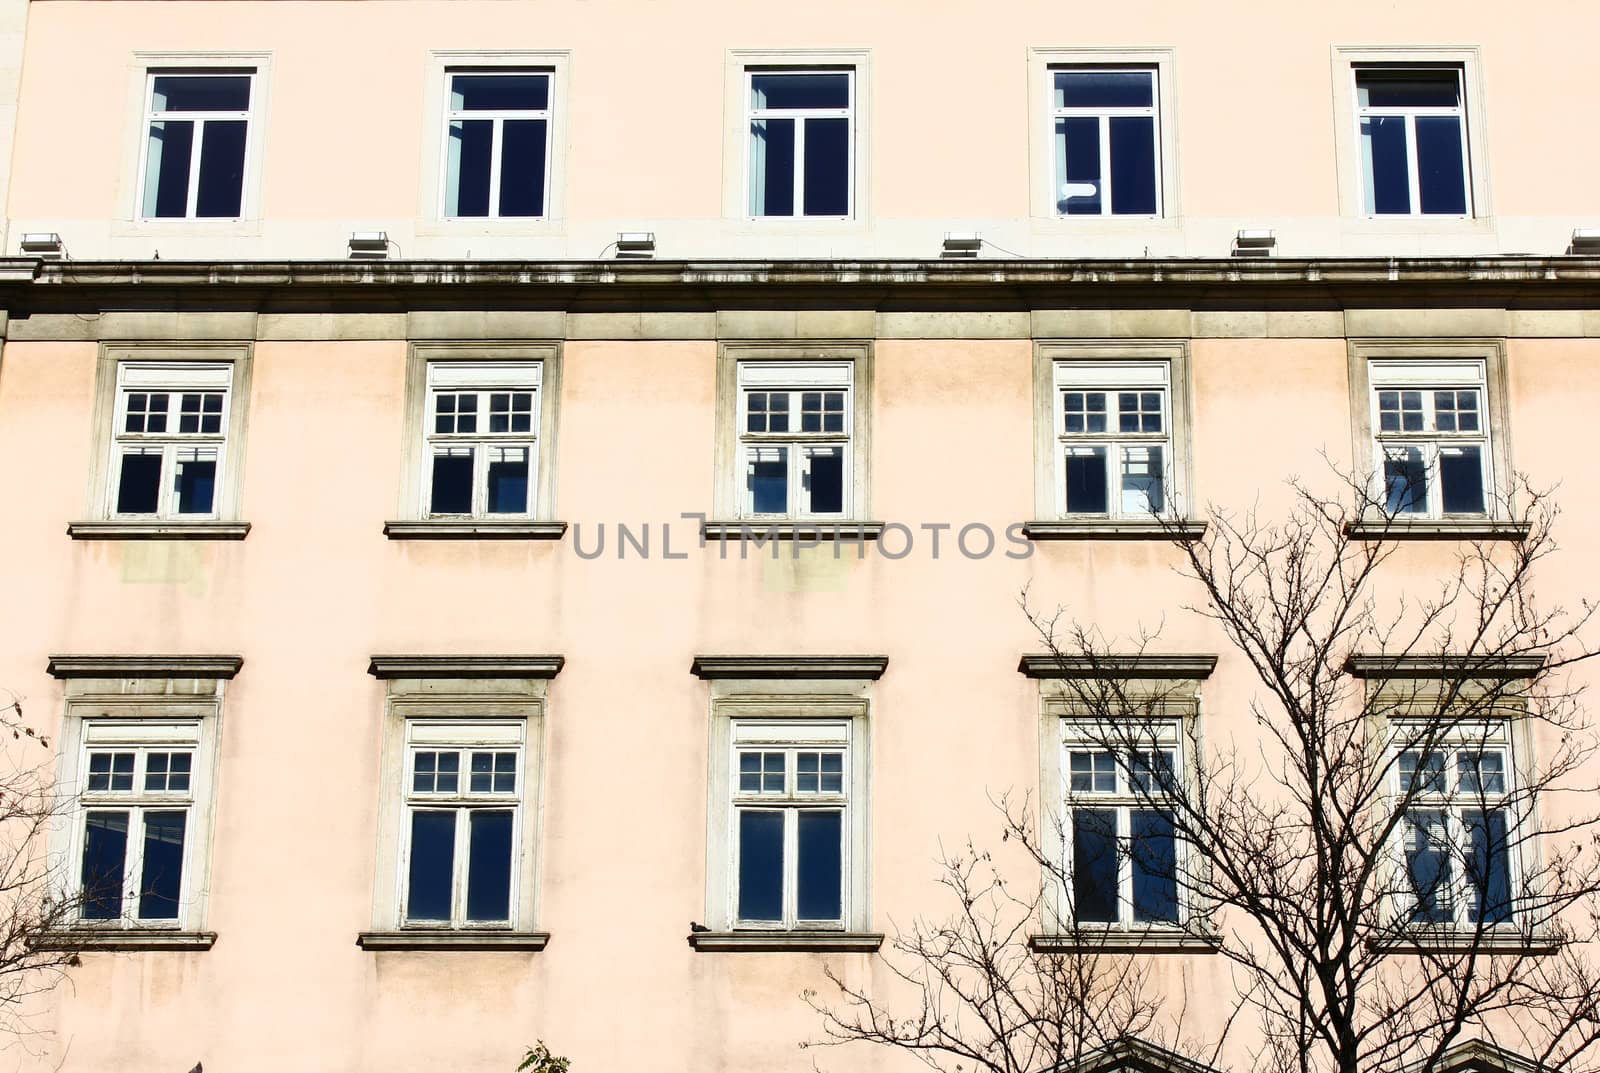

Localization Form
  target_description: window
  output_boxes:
[738,362,852,517]
[401,722,525,927]
[424,362,541,517]
[442,70,551,219]
[1055,362,1170,517]
[747,69,853,218]
[361,656,559,948]
[1355,68,1470,216]
[1051,67,1161,216]
[109,362,231,519]
[1392,723,1516,927]
[692,654,883,949]
[139,70,254,220]
[1369,360,1490,518]
[49,654,236,947]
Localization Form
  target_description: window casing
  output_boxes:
[1050,67,1162,217]
[139,70,254,220]
[1369,360,1491,519]
[1355,67,1471,217]
[746,69,853,219]
[423,362,542,518]
[737,361,853,518]
[441,69,552,219]
[1054,361,1171,518]
[108,361,234,520]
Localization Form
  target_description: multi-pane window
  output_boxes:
[738,362,852,517]
[1062,723,1181,926]
[401,721,525,927]
[747,70,853,218]
[731,721,850,929]
[1392,724,1516,927]
[1051,68,1160,216]
[110,363,232,518]
[443,71,551,219]
[1369,361,1490,518]
[424,362,541,517]
[1055,362,1170,517]
[140,71,254,220]
[1356,68,1470,216]
[75,721,200,926]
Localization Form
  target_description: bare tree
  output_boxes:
[809,471,1600,1073]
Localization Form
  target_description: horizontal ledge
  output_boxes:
[701,521,885,541]
[691,655,889,680]
[383,520,568,540]
[1029,931,1222,954]
[1344,520,1533,541]
[35,929,217,952]
[1367,930,1559,956]
[48,654,243,680]
[1019,654,1218,680]
[1345,654,1545,679]
[357,930,550,951]
[687,930,883,952]
[67,520,251,540]
[368,655,565,679]
[1022,520,1207,541]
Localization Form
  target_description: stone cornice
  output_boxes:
[1018,654,1218,679]
[356,930,550,952]
[1345,654,1546,679]
[47,655,243,680]
[686,930,884,952]
[691,655,889,680]
[366,655,566,679]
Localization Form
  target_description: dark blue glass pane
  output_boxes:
[1055,70,1152,108]
[1059,117,1101,214]
[1406,810,1451,923]
[803,117,849,216]
[147,122,194,218]
[466,810,514,922]
[1361,76,1459,109]
[752,73,849,110]
[807,452,844,513]
[80,811,129,920]
[1384,452,1428,514]
[195,120,246,217]
[498,119,548,217]
[486,454,529,514]
[452,74,548,111]
[137,811,186,919]
[117,454,162,514]
[1363,116,1412,214]
[752,119,795,216]
[797,810,842,921]
[449,119,494,217]
[430,454,474,514]
[751,452,788,513]
[153,75,251,112]
[1065,451,1109,514]
[1072,808,1118,923]
[1131,810,1178,923]
[175,458,216,515]
[1416,116,1467,215]
[1468,809,1512,924]
[1439,447,1484,514]
[1109,116,1157,214]
[407,811,456,921]
[738,811,784,921]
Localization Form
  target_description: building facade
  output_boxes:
[0,1,1598,1071]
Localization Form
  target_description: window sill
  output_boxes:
[701,520,886,541]
[1029,930,1221,954]
[383,519,568,540]
[1366,929,1559,955]
[687,930,884,952]
[34,929,217,952]
[1023,519,1207,542]
[356,930,550,952]
[1344,519,1531,541]
[67,520,250,540]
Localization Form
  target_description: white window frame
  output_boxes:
[743,67,855,221]
[135,68,257,222]
[397,720,527,929]
[1367,358,1492,520]
[1353,66,1471,218]
[106,361,233,520]
[736,361,853,519]
[1053,361,1173,519]
[1048,66,1163,218]
[421,361,543,519]
[438,68,555,221]
[728,720,851,930]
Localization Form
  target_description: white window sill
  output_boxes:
[1366,929,1558,955]
[67,520,250,540]
[35,929,217,951]
[1023,519,1206,541]
[383,519,568,540]
[1344,519,1531,541]
[356,930,550,951]
[687,930,883,952]
[701,520,885,541]
[1029,930,1221,954]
